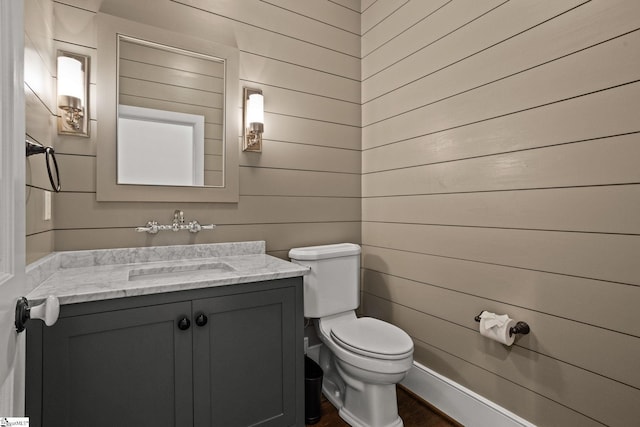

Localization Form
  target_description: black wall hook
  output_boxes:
[26,141,47,156]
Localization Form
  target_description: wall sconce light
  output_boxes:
[57,50,90,136]
[242,87,264,152]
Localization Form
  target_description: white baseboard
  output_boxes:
[401,361,536,427]
[307,345,535,426]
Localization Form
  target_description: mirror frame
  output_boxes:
[97,13,239,202]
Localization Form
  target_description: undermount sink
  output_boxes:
[128,262,236,281]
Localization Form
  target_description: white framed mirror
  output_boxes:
[97,13,239,202]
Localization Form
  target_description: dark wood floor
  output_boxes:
[306,385,461,427]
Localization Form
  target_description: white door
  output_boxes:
[0,0,27,416]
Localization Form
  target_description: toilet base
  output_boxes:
[319,343,404,427]
[321,379,403,427]
[337,372,404,427]
[339,406,403,427]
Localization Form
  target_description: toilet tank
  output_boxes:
[288,243,361,318]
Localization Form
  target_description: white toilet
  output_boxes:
[289,243,414,427]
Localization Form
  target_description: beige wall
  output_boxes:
[24,0,640,425]
[360,1,640,426]
[25,0,56,263]
[25,0,361,261]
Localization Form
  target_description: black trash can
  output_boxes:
[304,356,323,425]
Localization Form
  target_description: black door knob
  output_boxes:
[195,313,208,327]
[177,316,191,330]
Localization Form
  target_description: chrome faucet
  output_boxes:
[135,210,216,234]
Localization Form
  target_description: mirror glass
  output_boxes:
[117,36,225,187]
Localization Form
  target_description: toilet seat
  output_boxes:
[330,317,413,360]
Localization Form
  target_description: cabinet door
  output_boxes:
[193,287,297,427]
[40,301,193,427]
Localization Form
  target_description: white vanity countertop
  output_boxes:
[26,241,309,305]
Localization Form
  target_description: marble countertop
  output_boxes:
[26,241,309,305]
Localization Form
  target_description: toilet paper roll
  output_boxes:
[479,316,516,346]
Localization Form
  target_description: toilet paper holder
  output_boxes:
[474,311,530,337]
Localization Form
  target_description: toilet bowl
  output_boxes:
[316,312,413,427]
[289,243,414,427]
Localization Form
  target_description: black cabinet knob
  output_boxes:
[177,316,191,330]
[195,313,208,327]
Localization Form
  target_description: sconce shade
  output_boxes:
[247,93,264,126]
[56,51,90,136]
[57,56,84,106]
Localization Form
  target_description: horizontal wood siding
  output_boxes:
[25,0,55,264]
[360,1,640,426]
[43,0,360,256]
[24,1,640,425]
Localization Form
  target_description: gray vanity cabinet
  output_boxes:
[26,278,304,427]
[30,301,194,427]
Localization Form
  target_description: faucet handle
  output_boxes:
[187,221,216,233]
[188,220,201,233]
[135,221,158,234]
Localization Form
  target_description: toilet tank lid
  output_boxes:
[289,243,361,260]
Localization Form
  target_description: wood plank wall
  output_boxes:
[24,0,640,425]
[25,0,56,263]
[25,0,361,262]
[360,1,640,426]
